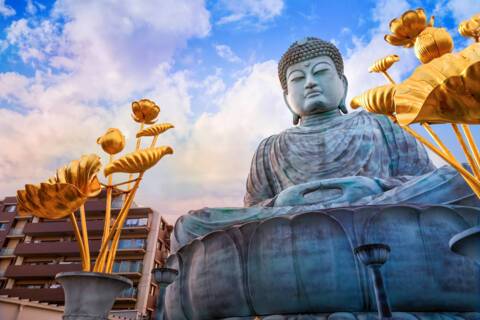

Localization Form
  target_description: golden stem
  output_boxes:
[403,125,480,197]
[381,71,396,84]
[92,176,141,272]
[100,155,114,252]
[461,124,480,173]
[69,212,88,271]
[127,123,145,191]
[150,135,159,148]
[452,124,480,179]
[104,173,144,273]
[79,205,90,271]
[422,123,456,159]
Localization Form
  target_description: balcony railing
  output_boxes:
[7,229,24,236]
[0,248,15,256]
[118,287,137,299]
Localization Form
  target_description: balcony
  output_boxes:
[23,220,105,237]
[14,240,102,257]
[5,263,82,279]
[14,239,146,257]
[6,229,24,238]
[0,288,64,303]
[0,248,15,258]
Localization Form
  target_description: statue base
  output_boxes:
[164,204,480,319]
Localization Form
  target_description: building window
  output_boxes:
[3,205,16,213]
[118,238,146,249]
[149,284,156,296]
[125,218,148,227]
[119,287,138,298]
[0,223,7,230]
[112,260,143,273]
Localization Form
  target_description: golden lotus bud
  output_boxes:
[368,55,400,73]
[136,123,174,138]
[350,84,396,116]
[414,27,454,64]
[131,99,160,124]
[385,8,434,48]
[104,146,173,177]
[459,14,480,41]
[97,128,125,155]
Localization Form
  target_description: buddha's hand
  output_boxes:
[274,176,384,207]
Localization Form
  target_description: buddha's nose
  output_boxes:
[305,81,316,89]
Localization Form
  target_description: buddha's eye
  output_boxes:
[288,71,305,82]
[313,68,329,75]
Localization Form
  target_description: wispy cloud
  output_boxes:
[0,0,15,17]
[216,0,284,25]
[214,44,241,63]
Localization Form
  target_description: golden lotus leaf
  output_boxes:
[97,128,125,155]
[17,183,86,219]
[368,55,400,73]
[131,99,160,124]
[50,154,102,197]
[136,123,174,138]
[104,146,173,177]
[350,84,396,116]
[414,27,454,64]
[459,14,480,41]
[395,42,480,125]
[385,8,433,48]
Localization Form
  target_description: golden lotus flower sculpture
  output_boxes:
[352,8,480,200]
[459,14,480,42]
[385,8,453,64]
[17,183,86,219]
[17,154,102,218]
[385,8,433,48]
[131,99,160,124]
[97,128,125,155]
[104,146,173,177]
[136,123,174,138]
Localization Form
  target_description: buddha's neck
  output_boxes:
[300,109,342,127]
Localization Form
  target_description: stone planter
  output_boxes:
[56,271,132,320]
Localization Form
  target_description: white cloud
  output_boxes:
[444,0,480,23]
[214,44,241,63]
[0,0,15,17]
[217,0,283,25]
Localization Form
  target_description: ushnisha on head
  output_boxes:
[278,37,348,125]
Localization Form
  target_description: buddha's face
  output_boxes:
[285,56,346,117]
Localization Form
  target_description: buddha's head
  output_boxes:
[278,37,348,125]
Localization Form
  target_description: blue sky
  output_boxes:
[0,0,479,222]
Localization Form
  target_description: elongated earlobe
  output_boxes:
[283,92,301,125]
[339,75,349,114]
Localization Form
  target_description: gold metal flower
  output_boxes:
[414,27,453,63]
[459,14,480,41]
[104,146,173,177]
[131,99,160,124]
[17,154,102,218]
[136,123,174,138]
[97,128,125,155]
[368,55,400,73]
[385,8,434,48]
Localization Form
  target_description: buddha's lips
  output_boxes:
[305,91,322,98]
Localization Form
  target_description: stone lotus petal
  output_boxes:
[50,154,102,198]
[368,55,400,73]
[395,43,480,125]
[103,146,173,177]
[17,182,86,219]
[459,14,480,41]
[97,128,125,155]
[136,123,174,138]
[385,8,433,48]
[350,84,396,116]
[131,99,160,125]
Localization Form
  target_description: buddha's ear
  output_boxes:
[283,91,300,125]
[338,75,349,114]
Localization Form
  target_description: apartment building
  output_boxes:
[0,192,172,320]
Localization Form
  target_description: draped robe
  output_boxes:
[172,111,478,251]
